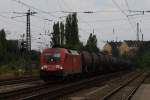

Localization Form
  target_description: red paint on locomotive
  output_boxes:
[40,48,132,81]
[40,48,82,79]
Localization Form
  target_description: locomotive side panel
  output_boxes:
[72,55,82,74]
[63,54,73,76]
[63,53,82,76]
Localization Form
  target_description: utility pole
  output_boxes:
[26,10,31,52]
[137,22,140,41]
[12,10,37,73]
[93,29,95,34]
[26,10,37,52]
[12,9,37,52]
[142,34,144,41]
[113,28,115,41]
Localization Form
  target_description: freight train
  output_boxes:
[40,48,132,81]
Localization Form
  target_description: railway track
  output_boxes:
[0,76,39,86]
[0,71,127,100]
[101,72,149,100]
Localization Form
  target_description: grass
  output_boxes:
[0,64,40,80]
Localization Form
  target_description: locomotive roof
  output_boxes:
[42,48,80,55]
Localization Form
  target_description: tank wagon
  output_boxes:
[40,48,132,81]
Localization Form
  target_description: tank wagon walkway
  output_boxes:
[132,75,150,100]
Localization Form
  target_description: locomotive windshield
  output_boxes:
[44,53,60,63]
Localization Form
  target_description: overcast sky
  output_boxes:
[0,0,150,50]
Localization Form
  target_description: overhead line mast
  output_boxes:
[137,22,139,41]
[12,10,37,51]
[26,9,37,51]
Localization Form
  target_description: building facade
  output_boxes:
[103,40,150,56]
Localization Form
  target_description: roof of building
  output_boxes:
[124,40,150,47]
[106,40,150,49]
[107,41,122,49]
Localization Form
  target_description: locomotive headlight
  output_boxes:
[41,65,48,70]
[56,65,63,70]
[41,66,44,70]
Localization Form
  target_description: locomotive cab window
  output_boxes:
[44,53,60,63]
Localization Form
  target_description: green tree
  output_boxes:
[71,13,79,46]
[121,52,129,60]
[77,41,85,51]
[0,28,40,75]
[65,14,72,48]
[65,13,79,49]
[85,33,99,52]
[51,22,60,47]
[0,29,7,50]
[0,29,7,63]
[134,46,150,69]
[112,48,119,57]
[60,22,65,47]
[31,50,40,65]
[50,13,80,49]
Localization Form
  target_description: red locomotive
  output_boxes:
[40,48,82,80]
[40,48,131,81]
